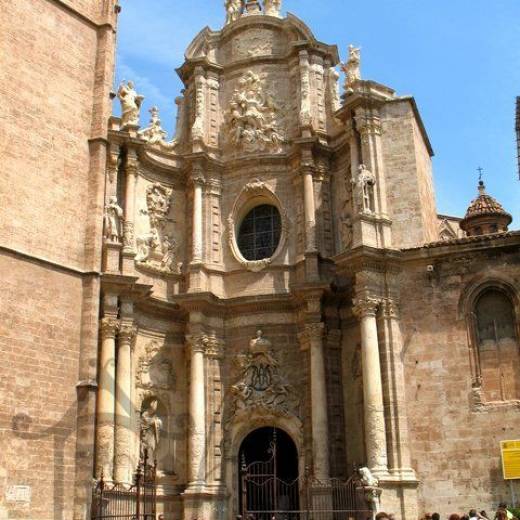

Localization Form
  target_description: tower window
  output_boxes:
[237,204,282,261]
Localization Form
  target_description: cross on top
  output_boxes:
[477,166,484,181]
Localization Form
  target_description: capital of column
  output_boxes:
[107,143,120,184]
[100,317,119,339]
[352,297,381,319]
[299,322,325,349]
[380,298,400,319]
[118,323,137,345]
[125,151,139,177]
[186,333,209,355]
[204,336,225,359]
[191,172,206,187]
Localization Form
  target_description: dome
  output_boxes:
[460,181,512,236]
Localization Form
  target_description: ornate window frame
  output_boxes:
[459,276,520,409]
[228,180,288,272]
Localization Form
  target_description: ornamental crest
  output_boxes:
[224,71,286,154]
[231,331,298,417]
[137,340,175,391]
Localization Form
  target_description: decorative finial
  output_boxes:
[477,166,485,193]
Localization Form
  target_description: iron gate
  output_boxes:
[240,437,370,520]
[91,457,157,520]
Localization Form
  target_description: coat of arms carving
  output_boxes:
[137,340,175,391]
[231,331,298,417]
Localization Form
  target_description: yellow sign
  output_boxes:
[501,440,520,480]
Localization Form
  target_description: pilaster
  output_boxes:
[122,148,138,274]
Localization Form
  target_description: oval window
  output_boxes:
[237,204,282,261]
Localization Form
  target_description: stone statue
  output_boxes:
[358,466,379,488]
[264,0,282,17]
[354,164,376,214]
[225,0,243,25]
[341,45,361,93]
[103,196,123,243]
[140,398,163,464]
[117,80,144,128]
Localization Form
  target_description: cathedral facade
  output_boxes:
[1,1,519,520]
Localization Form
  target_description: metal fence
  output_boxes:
[91,461,157,520]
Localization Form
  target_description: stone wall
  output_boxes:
[0,0,117,518]
[381,100,438,248]
[400,242,520,514]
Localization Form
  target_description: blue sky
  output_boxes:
[115,0,520,222]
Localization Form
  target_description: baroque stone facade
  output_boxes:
[1,2,519,520]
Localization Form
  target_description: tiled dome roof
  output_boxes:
[464,181,512,221]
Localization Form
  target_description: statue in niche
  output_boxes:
[353,164,376,214]
[224,71,286,153]
[225,0,244,25]
[341,45,361,93]
[140,397,163,465]
[117,81,144,128]
[103,196,123,243]
[264,0,282,17]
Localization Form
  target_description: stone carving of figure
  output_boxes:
[103,196,123,243]
[224,71,285,153]
[117,81,144,128]
[264,0,282,17]
[358,466,379,488]
[136,228,160,262]
[225,0,243,25]
[354,164,376,214]
[161,234,177,272]
[341,45,361,93]
[140,398,163,464]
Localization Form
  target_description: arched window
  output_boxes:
[474,289,519,402]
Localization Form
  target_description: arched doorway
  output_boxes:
[238,427,299,518]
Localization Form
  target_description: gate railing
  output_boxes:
[91,458,157,520]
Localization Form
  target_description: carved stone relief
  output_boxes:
[233,29,276,58]
[223,71,286,154]
[229,331,299,420]
[137,340,176,391]
[136,183,181,275]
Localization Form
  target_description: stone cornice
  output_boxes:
[401,231,520,263]
[333,246,403,275]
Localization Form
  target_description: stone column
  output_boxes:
[122,148,138,271]
[379,299,416,480]
[114,323,136,484]
[191,172,205,264]
[302,323,330,479]
[186,334,207,489]
[352,297,388,476]
[95,317,119,479]
[302,165,317,253]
